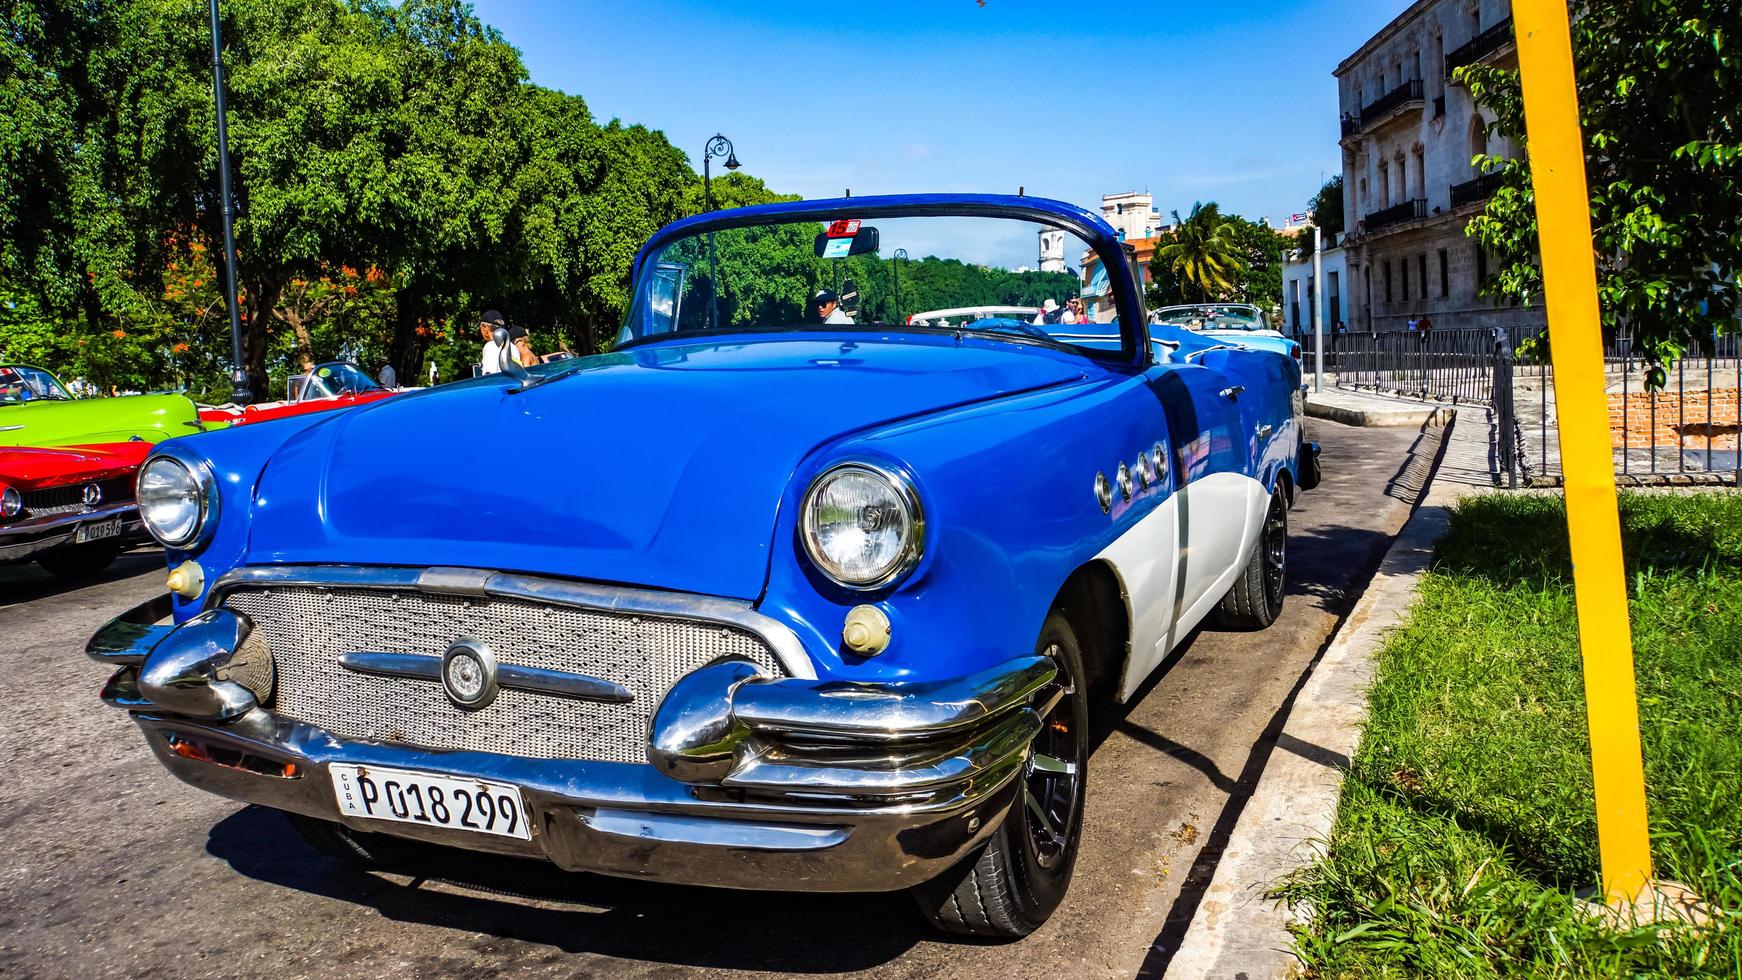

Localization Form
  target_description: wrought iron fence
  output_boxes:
[1295,324,1740,488]
[1513,328,1741,487]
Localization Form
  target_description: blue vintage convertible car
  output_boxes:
[91,194,1315,937]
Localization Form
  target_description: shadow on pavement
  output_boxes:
[206,805,950,972]
[0,546,163,610]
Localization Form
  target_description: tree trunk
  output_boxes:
[279,305,315,375]
[388,292,422,382]
[241,276,281,401]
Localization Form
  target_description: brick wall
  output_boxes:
[1609,386,1740,450]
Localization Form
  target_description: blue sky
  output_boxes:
[470,0,1400,264]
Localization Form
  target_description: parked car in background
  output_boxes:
[907,305,1042,327]
[1,442,150,578]
[90,194,1314,939]
[1152,304,1302,364]
[198,361,400,427]
[0,365,204,447]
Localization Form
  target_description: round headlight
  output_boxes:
[0,485,20,520]
[801,463,924,589]
[137,452,216,548]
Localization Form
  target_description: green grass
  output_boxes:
[1284,492,1742,978]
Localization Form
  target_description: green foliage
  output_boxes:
[1285,492,1742,977]
[1155,203,1243,303]
[1310,175,1345,239]
[0,0,702,395]
[1461,2,1742,386]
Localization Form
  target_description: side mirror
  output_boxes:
[840,279,861,316]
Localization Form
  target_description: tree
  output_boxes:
[1154,203,1243,302]
[1222,214,1289,314]
[1309,176,1344,240]
[1462,1,1741,381]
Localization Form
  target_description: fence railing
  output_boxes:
[1296,325,1740,488]
[1446,17,1515,77]
[1514,329,1741,486]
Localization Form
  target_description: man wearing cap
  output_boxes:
[478,309,508,375]
[813,290,853,325]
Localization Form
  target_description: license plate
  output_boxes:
[75,518,122,544]
[329,764,530,840]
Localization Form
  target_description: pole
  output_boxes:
[1312,225,1325,392]
[703,146,715,332]
[208,0,250,405]
[1514,0,1653,904]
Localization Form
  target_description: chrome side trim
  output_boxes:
[206,565,817,679]
[337,650,636,705]
[730,655,1055,742]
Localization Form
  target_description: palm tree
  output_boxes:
[1156,203,1243,302]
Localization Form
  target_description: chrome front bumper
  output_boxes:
[0,501,143,562]
[91,595,1056,892]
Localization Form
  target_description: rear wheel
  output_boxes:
[912,609,1089,938]
[284,812,426,868]
[36,541,121,580]
[1215,487,1288,630]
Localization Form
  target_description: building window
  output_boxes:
[1329,271,1341,327]
[1401,257,1410,302]
[1385,262,1394,304]
[1419,254,1429,300]
[1439,250,1450,297]
[1476,245,1488,293]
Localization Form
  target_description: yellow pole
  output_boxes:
[1512,0,1653,903]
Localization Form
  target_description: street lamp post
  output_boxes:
[892,248,909,323]
[207,0,250,404]
[701,134,740,331]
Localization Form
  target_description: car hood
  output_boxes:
[245,335,1089,599]
[0,394,202,447]
[0,442,152,488]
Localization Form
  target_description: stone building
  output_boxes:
[1336,0,1537,333]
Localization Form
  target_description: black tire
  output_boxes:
[35,541,121,580]
[1215,488,1288,630]
[284,811,426,868]
[911,609,1089,938]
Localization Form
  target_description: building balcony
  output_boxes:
[1446,17,1515,77]
[1450,172,1505,209]
[1356,79,1425,133]
[1364,198,1427,234]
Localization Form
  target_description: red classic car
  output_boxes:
[198,361,400,427]
[1,441,152,578]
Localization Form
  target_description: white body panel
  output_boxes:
[1101,471,1270,701]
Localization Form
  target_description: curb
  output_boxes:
[1304,399,1451,429]
[1161,413,1464,979]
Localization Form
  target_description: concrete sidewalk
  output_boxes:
[1161,409,1486,979]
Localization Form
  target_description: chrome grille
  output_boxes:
[222,586,787,763]
[22,476,133,517]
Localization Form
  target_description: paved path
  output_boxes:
[0,421,1428,980]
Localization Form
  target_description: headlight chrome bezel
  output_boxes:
[800,461,926,591]
[137,445,220,550]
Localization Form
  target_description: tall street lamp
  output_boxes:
[892,248,909,323]
[207,0,250,404]
[701,134,740,330]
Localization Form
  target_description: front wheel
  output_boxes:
[911,609,1089,938]
[1214,487,1288,630]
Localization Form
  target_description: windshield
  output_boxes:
[618,214,1121,355]
[1153,305,1271,332]
[0,365,74,405]
[295,362,382,400]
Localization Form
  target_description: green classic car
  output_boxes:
[0,365,204,448]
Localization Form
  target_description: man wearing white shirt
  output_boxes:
[478,309,508,375]
[813,290,853,324]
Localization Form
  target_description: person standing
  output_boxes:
[509,325,538,368]
[812,290,852,324]
[377,362,397,388]
[479,310,508,375]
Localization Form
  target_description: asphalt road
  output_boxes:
[0,419,1433,980]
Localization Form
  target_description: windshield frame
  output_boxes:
[623,194,1148,369]
[0,364,75,405]
[1152,304,1273,332]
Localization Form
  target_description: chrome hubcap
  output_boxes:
[1023,643,1082,869]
